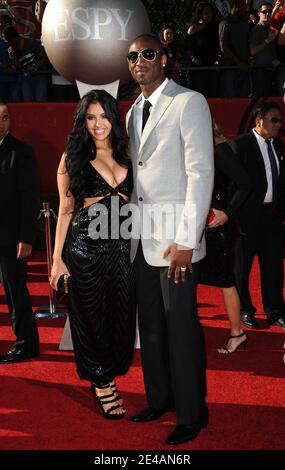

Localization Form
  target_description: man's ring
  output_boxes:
[181,266,187,272]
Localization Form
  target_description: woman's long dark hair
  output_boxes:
[65,89,128,201]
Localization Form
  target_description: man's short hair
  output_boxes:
[130,34,163,52]
[253,101,282,121]
[258,3,273,12]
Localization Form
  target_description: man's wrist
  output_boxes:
[177,244,193,251]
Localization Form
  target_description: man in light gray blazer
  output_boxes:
[126,34,214,445]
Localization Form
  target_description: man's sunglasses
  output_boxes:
[261,9,272,14]
[127,48,161,64]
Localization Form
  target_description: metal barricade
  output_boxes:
[35,202,67,318]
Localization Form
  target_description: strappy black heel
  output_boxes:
[110,381,124,407]
[218,331,248,355]
[91,383,126,420]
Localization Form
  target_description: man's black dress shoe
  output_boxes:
[266,315,285,329]
[0,346,39,364]
[165,425,201,445]
[165,404,209,445]
[240,312,259,329]
[131,407,172,422]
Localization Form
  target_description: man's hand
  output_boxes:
[17,242,32,259]
[163,243,193,284]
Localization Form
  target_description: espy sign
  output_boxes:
[53,7,135,42]
[42,0,150,85]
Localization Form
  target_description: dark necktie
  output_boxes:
[265,139,279,203]
[142,100,151,134]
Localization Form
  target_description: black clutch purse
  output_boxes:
[55,274,70,301]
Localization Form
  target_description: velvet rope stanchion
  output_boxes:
[35,202,67,319]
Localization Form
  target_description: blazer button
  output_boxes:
[139,197,143,202]
[138,161,143,166]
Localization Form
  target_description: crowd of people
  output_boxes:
[0,0,284,449]
[1,0,285,99]
[162,0,285,97]
[0,0,78,102]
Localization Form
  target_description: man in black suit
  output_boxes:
[232,101,285,329]
[0,100,40,362]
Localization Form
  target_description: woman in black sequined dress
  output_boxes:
[50,90,136,419]
[200,122,251,354]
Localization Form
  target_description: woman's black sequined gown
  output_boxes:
[65,161,136,385]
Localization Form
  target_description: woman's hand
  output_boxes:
[207,209,229,228]
[50,259,70,291]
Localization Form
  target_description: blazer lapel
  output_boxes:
[0,133,12,155]
[138,80,176,158]
[0,134,16,174]
[250,130,284,173]
[272,139,284,167]
[128,96,142,159]
[249,130,268,174]
[272,139,285,195]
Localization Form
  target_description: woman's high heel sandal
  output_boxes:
[218,331,248,355]
[110,381,124,407]
[91,383,126,420]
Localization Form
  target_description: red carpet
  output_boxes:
[0,253,284,450]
